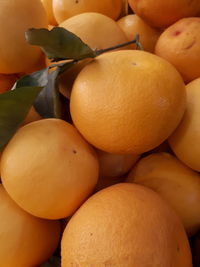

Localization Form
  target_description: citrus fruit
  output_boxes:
[97,149,140,177]
[53,0,123,24]
[117,14,161,52]
[1,119,99,219]
[59,12,128,51]
[128,0,200,28]
[70,50,186,154]
[0,0,48,74]
[168,78,200,172]
[61,183,192,267]
[58,12,128,98]
[127,152,200,236]
[0,184,60,267]
[41,0,57,25]
[155,17,200,83]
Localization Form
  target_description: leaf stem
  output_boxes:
[95,34,143,56]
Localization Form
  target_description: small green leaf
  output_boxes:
[40,256,61,267]
[25,27,96,61]
[33,61,75,118]
[0,86,42,150]
[14,68,49,88]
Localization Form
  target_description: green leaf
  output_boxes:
[25,27,96,61]
[33,61,75,118]
[14,68,49,88]
[0,86,42,150]
[40,256,61,267]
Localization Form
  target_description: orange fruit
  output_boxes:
[117,14,161,52]
[41,0,57,25]
[58,12,128,98]
[0,0,48,74]
[127,152,200,236]
[97,149,140,177]
[1,119,99,219]
[0,184,60,267]
[169,78,200,172]
[59,12,128,51]
[61,183,192,267]
[0,74,18,93]
[70,50,186,154]
[53,0,123,24]
[128,0,200,29]
[155,17,200,83]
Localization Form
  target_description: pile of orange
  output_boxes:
[0,0,200,266]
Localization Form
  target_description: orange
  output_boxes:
[41,0,57,25]
[128,0,200,29]
[117,14,161,52]
[169,78,200,172]
[61,183,192,267]
[53,0,123,24]
[0,74,18,93]
[59,12,128,51]
[1,119,99,219]
[155,17,200,83]
[127,152,200,236]
[58,12,128,97]
[97,149,139,177]
[0,0,48,74]
[0,184,60,267]
[70,50,186,154]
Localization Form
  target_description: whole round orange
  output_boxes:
[128,0,200,28]
[53,0,123,24]
[1,119,99,219]
[70,50,186,154]
[0,184,60,267]
[155,17,200,83]
[169,78,200,172]
[0,0,48,74]
[127,152,200,236]
[61,183,192,267]
[117,14,161,52]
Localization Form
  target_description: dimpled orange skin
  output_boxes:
[1,119,99,220]
[61,183,192,267]
[0,185,61,267]
[127,152,200,236]
[0,0,48,74]
[155,17,200,83]
[70,50,186,155]
[58,12,128,97]
[169,78,200,172]
[53,0,123,24]
[59,12,128,51]
[128,0,200,29]
[117,14,161,53]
